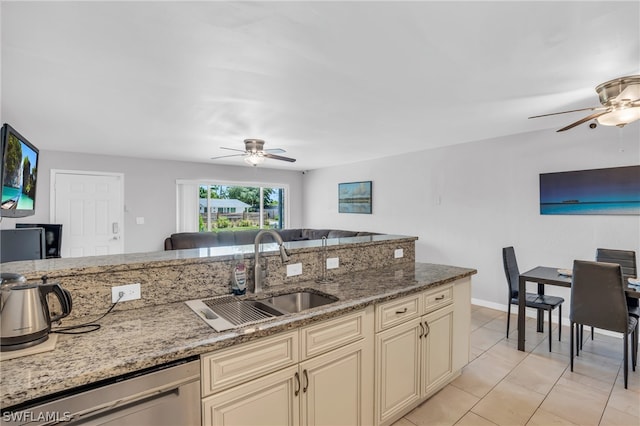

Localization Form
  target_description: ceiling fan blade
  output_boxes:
[528,106,606,119]
[211,153,245,160]
[219,146,247,153]
[264,153,296,163]
[556,110,611,132]
[264,148,286,154]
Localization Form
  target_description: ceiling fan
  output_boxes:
[529,75,640,132]
[211,139,296,166]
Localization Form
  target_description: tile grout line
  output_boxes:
[401,307,636,426]
[451,321,548,425]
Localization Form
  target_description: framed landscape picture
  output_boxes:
[539,165,640,215]
[339,181,372,214]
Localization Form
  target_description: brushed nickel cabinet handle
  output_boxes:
[395,307,408,314]
[294,372,300,396]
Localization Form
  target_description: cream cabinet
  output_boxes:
[374,278,470,426]
[375,318,422,424]
[203,365,300,426]
[422,303,454,396]
[300,339,372,426]
[201,307,374,426]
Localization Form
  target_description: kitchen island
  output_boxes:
[1,262,475,413]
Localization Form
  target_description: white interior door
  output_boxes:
[51,170,124,258]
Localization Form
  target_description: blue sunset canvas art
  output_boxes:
[540,165,640,215]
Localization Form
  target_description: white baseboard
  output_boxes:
[471,298,624,339]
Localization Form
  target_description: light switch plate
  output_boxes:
[394,248,404,259]
[135,217,145,225]
[287,263,303,276]
[326,257,339,269]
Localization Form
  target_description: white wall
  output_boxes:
[0,151,304,253]
[302,126,640,309]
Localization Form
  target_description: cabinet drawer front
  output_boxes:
[375,294,420,332]
[301,309,369,360]
[202,331,299,396]
[423,285,453,314]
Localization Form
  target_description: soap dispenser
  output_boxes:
[230,254,247,295]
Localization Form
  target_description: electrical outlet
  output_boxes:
[287,263,303,277]
[112,283,141,303]
[326,257,339,269]
[394,248,404,259]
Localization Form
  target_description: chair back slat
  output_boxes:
[570,260,628,333]
[596,248,637,280]
[502,247,520,299]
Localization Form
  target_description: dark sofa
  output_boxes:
[164,228,378,250]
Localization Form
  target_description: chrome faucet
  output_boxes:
[253,230,290,293]
[316,236,332,283]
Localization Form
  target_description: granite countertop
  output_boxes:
[4,234,417,277]
[0,262,475,409]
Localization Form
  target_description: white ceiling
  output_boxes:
[1,1,639,171]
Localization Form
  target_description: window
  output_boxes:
[197,184,286,232]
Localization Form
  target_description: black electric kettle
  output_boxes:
[0,273,72,351]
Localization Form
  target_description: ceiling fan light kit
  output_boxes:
[529,75,640,132]
[244,152,265,166]
[595,106,640,127]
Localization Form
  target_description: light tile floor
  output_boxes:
[392,305,640,426]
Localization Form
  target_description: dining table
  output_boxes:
[517,266,640,351]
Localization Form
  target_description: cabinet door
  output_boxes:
[422,304,454,397]
[202,365,300,426]
[375,318,421,426]
[300,340,373,426]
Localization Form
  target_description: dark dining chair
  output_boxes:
[502,246,564,352]
[570,260,638,389]
[581,249,639,352]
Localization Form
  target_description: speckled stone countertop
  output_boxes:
[4,234,416,277]
[0,262,475,409]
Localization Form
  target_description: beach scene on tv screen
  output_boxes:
[1,133,37,211]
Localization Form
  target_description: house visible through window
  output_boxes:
[198,184,285,232]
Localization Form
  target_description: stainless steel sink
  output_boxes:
[186,290,338,331]
[261,291,338,313]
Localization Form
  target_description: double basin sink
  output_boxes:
[186,290,338,332]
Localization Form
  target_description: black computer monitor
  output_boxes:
[0,227,46,262]
[15,223,62,258]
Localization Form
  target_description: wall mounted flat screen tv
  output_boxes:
[1,123,39,218]
[540,165,640,215]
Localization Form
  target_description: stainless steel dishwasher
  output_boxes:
[1,358,200,426]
